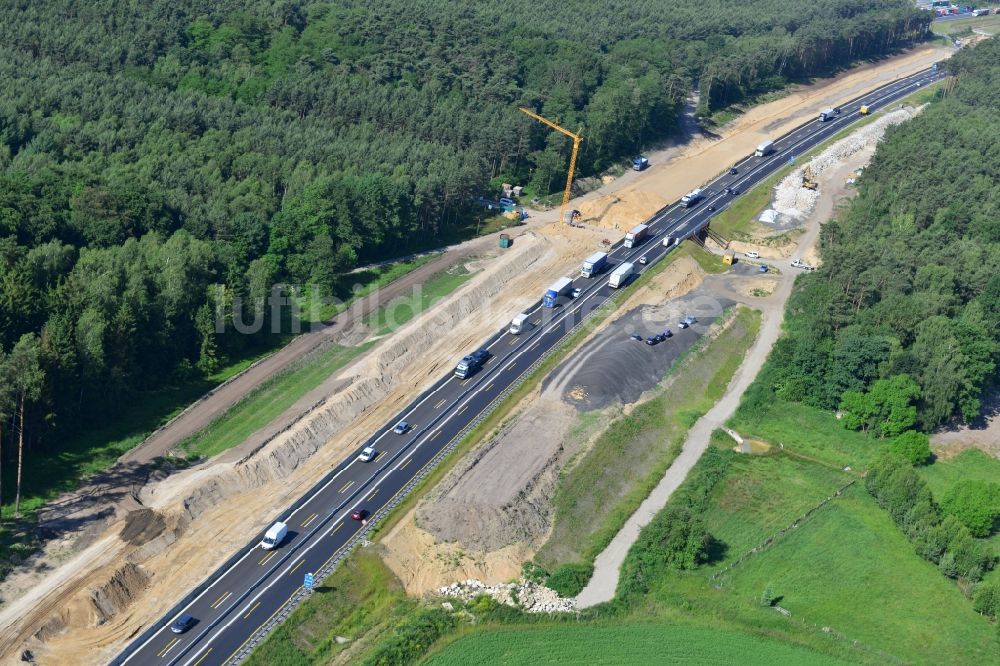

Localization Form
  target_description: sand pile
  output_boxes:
[576,190,669,231]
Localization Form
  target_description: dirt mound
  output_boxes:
[416,396,578,551]
[118,509,165,547]
[576,190,669,231]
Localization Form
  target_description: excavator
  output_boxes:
[802,165,818,190]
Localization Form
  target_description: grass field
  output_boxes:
[181,342,374,459]
[422,623,852,666]
[365,265,473,335]
[708,485,997,664]
[536,306,762,569]
[932,14,1000,37]
[729,400,879,469]
[245,550,411,666]
[703,451,851,558]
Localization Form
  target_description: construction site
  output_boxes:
[0,42,952,664]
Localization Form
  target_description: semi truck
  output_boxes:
[509,313,530,335]
[454,349,490,379]
[608,262,635,289]
[543,276,574,308]
[581,251,609,278]
[755,140,775,157]
[680,189,703,207]
[819,108,837,122]
[623,224,649,248]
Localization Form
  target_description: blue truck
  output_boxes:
[632,156,649,171]
[543,277,574,308]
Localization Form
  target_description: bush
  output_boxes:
[546,563,594,597]
[940,479,1000,538]
[973,581,1000,619]
[866,453,996,581]
[889,430,932,466]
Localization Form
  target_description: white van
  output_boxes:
[260,521,288,550]
[509,313,530,335]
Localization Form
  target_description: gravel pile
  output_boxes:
[772,107,919,221]
[437,579,577,613]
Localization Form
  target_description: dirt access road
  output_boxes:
[575,138,884,608]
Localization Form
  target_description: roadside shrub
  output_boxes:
[546,563,594,597]
[521,561,549,584]
[889,430,932,466]
[940,479,1000,538]
[361,607,455,666]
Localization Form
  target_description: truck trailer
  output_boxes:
[623,224,649,248]
[608,262,635,289]
[754,140,775,157]
[509,313,530,335]
[581,251,609,278]
[543,277,574,308]
[680,189,703,208]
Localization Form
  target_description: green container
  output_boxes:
[499,234,511,249]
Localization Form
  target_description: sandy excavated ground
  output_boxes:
[0,44,954,664]
[380,257,705,595]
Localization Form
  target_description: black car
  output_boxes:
[662,329,673,338]
[630,333,643,341]
[707,205,716,212]
[170,613,196,634]
[730,187,739,195]
[645,335,660,345]
[729,167,738,175]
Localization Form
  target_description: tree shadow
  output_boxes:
[704,535,729,565]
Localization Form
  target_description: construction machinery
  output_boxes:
[519,107,582,227]
[802,165,818,190]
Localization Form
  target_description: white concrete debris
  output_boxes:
[437,579,577,613]
[758,209,778,225]
[772,107,919,221]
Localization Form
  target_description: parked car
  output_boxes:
[679,315,697,329]
[351,508,368,521]
[392,420,410,435]
[645,334,663,345]
[358,446,376,462]
[630,333,643,341]
[759,264,769,273]
[662,329,673,338]
[745,251,759,259]
[170,613,196,634]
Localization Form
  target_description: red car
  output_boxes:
[351,508,368,521]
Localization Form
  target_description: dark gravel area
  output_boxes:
[545,294,734,410]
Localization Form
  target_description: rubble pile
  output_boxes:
[437,579,577,613]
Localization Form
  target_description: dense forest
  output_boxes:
[743,37,1000,432]
[0,0,929,508]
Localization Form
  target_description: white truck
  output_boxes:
[623,224,649,249]
[790,258,816,271]
[581,251,609,278]
[509,313,530,335]
[662,235,681,248]
[680,189,703,208]
[818,108,837,122]
[608,262,635,288]
[260,521,288,550]
[754,140,775,157]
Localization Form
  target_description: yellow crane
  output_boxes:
[519,107,582,225]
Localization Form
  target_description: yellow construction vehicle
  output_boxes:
[859,104,870,116]
[519,107,582,226]
[802,165,818,190]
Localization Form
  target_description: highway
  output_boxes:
[115,64,944,666]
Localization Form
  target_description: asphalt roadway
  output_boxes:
[116,64,944,666]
